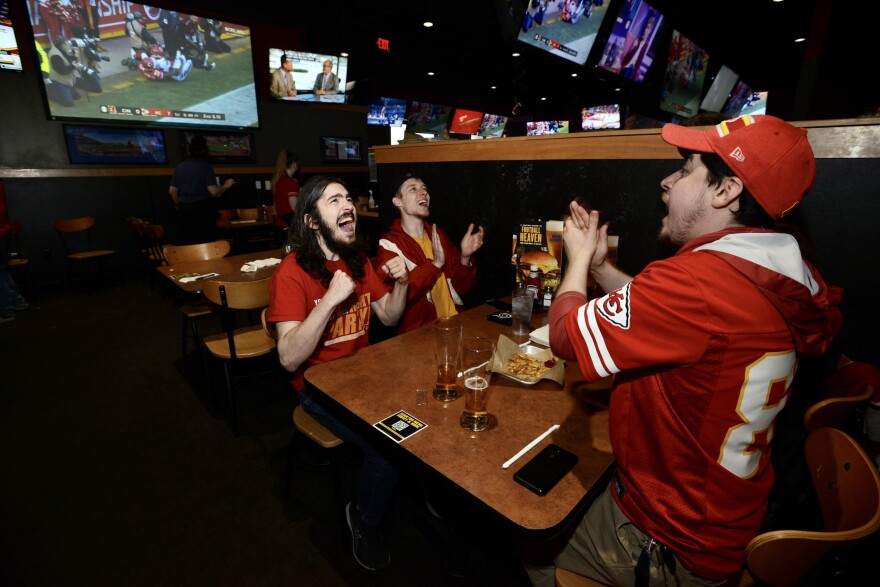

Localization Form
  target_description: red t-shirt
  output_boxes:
[273,175,299,227]
[267,252,389,391]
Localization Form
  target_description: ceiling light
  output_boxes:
[512,52,520,57]
[541,97,547,101]
[794,37,806,43]
[428,71,434,76]
[614,87,621,92]
[340,52,349,57]
[571,73,577,77]
[423,21,433,27]
[491,85,497,89]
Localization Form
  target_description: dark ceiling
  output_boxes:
[209,0,877,123]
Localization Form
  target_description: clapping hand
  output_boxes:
[460,223,485,258]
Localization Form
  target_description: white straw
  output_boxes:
[502,424,560,469]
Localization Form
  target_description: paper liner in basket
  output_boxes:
[492,334,565,386]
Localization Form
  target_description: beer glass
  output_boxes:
[459,337,496,431]
[432,317,463,401]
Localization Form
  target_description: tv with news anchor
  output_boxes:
[406,101,452,134]
[24,2,260,129]
[0,0,22,71]
[268,48,348,103]
[517,0,612,66]
[597,0,665,83]
[478,113,508,138]
[448,108,484,135]
[581,104,621,130]
[659,30,710,119]
[526,121,569,135]
[63,124,167,165]
[367,96,407,126]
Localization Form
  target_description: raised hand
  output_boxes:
[382,255,410,286]
[430,225,446,268]
[324,269,356,307]
[460,223,485,258]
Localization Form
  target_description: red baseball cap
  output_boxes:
[661,115,816,220]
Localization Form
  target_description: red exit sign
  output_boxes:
[376,37,390,52]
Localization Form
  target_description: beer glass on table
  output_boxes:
[432,317,463,401]
[459,336,496,432]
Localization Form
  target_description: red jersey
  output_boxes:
[561,229,842,579]
[272,175,299,227]
[267,252,389,391]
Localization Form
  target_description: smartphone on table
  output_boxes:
[513,444,578,496]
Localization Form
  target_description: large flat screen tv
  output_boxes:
[25,2,260,129]
[268,48,348,103]
[63,124,167,165]
[517,0,612,66]
[700,65,739,113]
[180,130,255,162]
[449,108,484,135]
[478,113,508,138]
[0,0,22,71]
[526,121,570,135]
[367,96,407,126]
[659,30,710,119]
[597,0,665,83]
[581,104,621,130]
[406,101,451,134]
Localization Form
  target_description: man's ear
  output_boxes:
[391,195,402,208]
[712,176,744,211]
[304,213,318,230]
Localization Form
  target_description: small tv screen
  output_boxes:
[659,30,710,119]
[700,65,739,113]
[63,125,167,165]
[736,91,768,116]
[268,48,348,103]
[581,104,621,130]
[180,130,255,162]
[526,121,570,135]
[406,101,452,134]
[320,136,363,163]
[26,3,260,129]
[478,113,508,138]
[597,0,665,83]
[517,0,612,66]
[449,108,484,135]
[0,0,22,71]
[721,80,753,118]
[367,96,407,126]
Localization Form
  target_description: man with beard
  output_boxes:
[376,173,484,334]
[525,115,843,586]
[267,176,409,571]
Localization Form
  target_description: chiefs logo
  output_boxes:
[596,283,631,329]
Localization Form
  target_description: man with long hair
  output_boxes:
[267,176,409,571]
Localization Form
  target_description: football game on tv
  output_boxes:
[581,104,621,130]
[406,101,451,134]
[63,125,167,164]
[268,48,348,103]
[517,0,612,66]
[597,0,665,83]
[25,2,260,129]
[0,0,22,71]
[367,96,407,126]
[659,30,710,118]
[478,113,508,138]
[526,121,570,135]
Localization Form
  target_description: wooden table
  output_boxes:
[305,302,614,536]
[157,248,284,293]
[216,218,276,253]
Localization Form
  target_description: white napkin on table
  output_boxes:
[529,324,550,347]
[241,258,281,272]
[178,272,219,284]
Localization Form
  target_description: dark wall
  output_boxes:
[377,158,880,366]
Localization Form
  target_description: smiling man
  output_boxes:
[376,173,484,333]
[526,115,843,587]
[267,175,408,571]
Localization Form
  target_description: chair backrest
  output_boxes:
[52,216,96,233]
[141,223,166,265]
[743,427,880,586]
[217,209,236,221]
[261,307,277,340]
[803,360,880,434]
[202,278,271,311]
[163,240,231,265]
[236,208,260,220]
[53,216,99,254]
[803,385,874,433]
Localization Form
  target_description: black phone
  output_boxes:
[513,444,578,496]
[487,310,512,326]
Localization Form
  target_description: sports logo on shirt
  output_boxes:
[596,283,631,329]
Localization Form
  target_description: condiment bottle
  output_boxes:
[542,286,553,309]
[368,190,376,209]
[525,264,541,300]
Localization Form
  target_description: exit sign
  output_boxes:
[376,37,390,52]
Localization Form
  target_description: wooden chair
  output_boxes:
[51,216,117,288]
[803,360,879,447]
[202,278,276,436]
[236,208,276,250]
[162,240,231,362]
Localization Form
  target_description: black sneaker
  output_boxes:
[345,501,390,571]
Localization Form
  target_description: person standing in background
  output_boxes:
[169,135,234,245]
[0,185,27,324]
[270,54,296,98]
[271,149,300,240]
[313,59,339,96]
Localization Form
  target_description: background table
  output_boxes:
[157,248,283,293]
[305,302,614,535]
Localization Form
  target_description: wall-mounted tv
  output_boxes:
[735,90,768,116]
[0,0,22,71]
[526,121,570,135]
[700,65,739,113]
[180,130,255,162]
[721,80,753,118]
[367,96,407,126]
[63,125,167,165]
[597,0,665,83]
[448,108,484,135]
[406,101,452,134]
[320,136,363,163]
[581,104,621,130]
[517,0,612,66]
[478,113,508,138]
[659,30,710,119]
[268,48,348,103]
[25,2,260,129]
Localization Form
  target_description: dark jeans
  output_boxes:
[299,383,399,527]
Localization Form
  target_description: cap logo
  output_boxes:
[714,114,756,138]
[729,147,746,163]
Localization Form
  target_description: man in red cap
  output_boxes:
[526,115,843,586]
